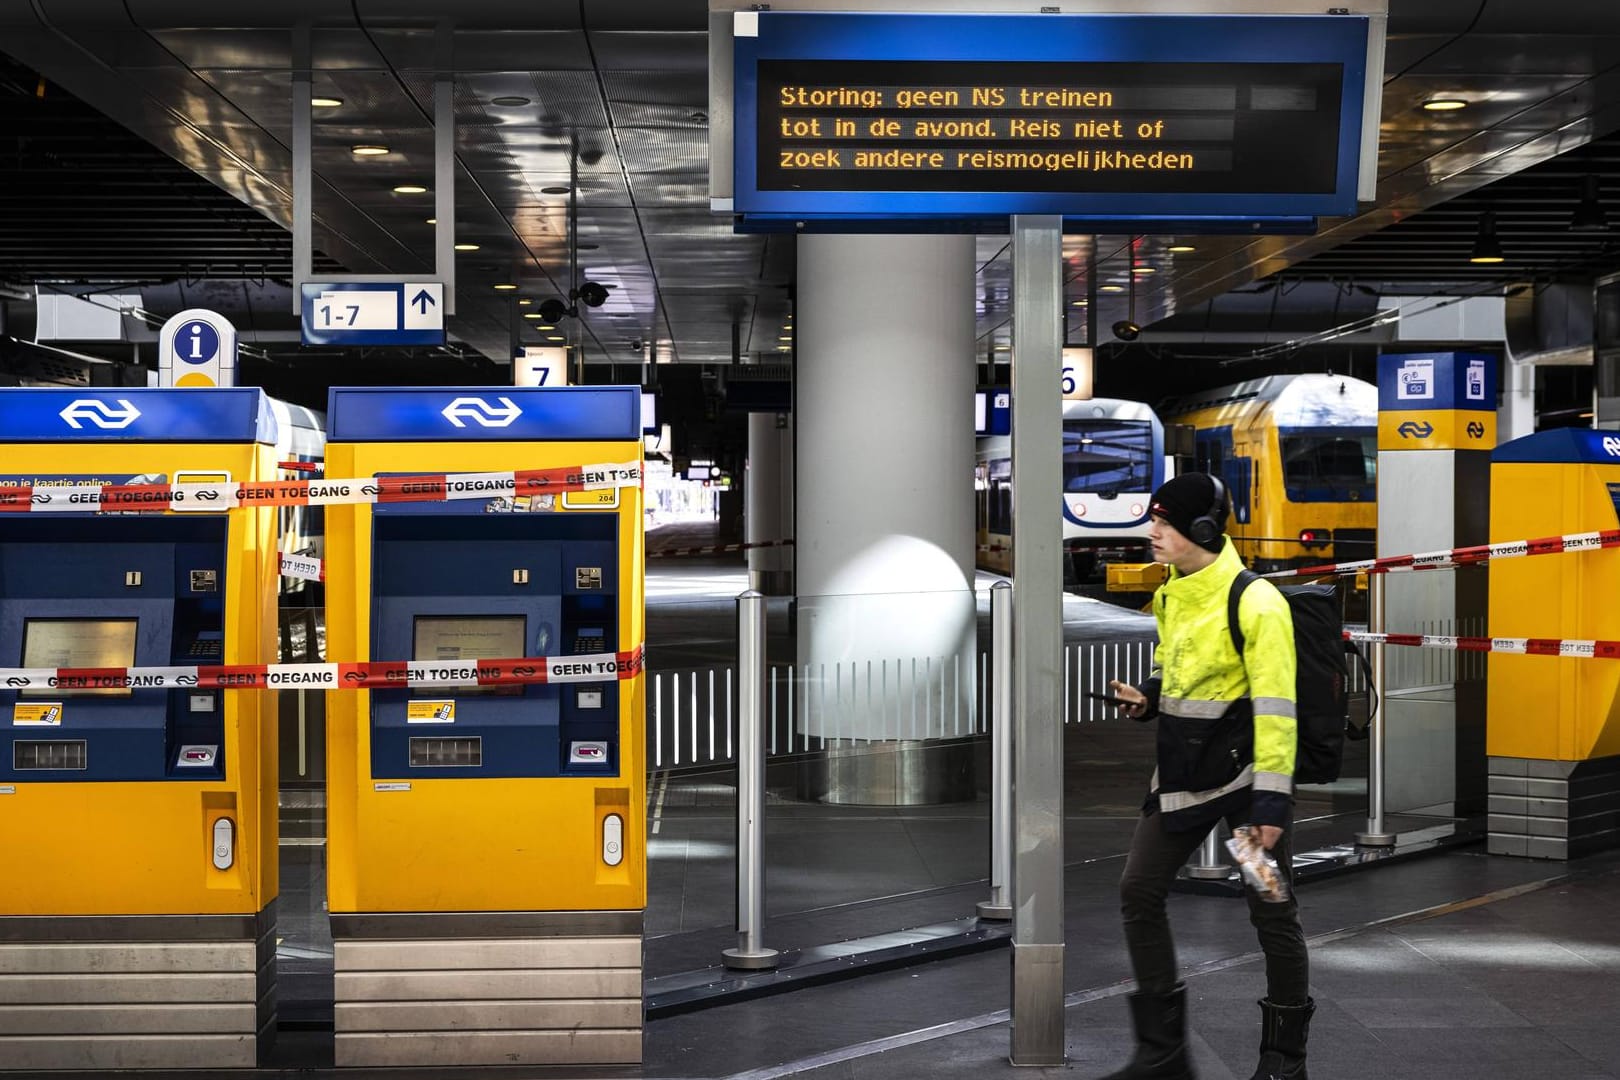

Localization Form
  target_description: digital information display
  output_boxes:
[730,13,1370,226]
[22,619,137,697]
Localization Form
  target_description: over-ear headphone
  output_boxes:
[1187,474,1228,548]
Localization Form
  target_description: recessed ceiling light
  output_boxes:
[524,313,543,319]
[425,217,437,225]
[1423,98,1467,111]
[454,243,480,251]
[493,283,517,290]
[1168,244,1196,253]
[537,324,556,331]
[1131,266,1157,275]
[1071,300,1088,306]
[1100,284,1125,292]
[392,184,428,194]
[351,144,389,156]
[518,298,532,306]
[546,335,566,342]
[491,95,531,107]
[311,96,343,108]
[777,345,791,351]
[778,335,792,341]
[994,345,1010,351]
[541,186,570,195]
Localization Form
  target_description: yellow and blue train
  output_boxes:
[976,397,1168,581]
[1158,373,1377,573]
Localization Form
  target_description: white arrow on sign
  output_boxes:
[59,398,141,430]
[441,396,522,429]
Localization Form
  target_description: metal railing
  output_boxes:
[647,637,1157,772]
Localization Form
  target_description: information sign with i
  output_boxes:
[158,309,237,388]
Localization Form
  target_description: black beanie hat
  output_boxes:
[1149,473,1226,553]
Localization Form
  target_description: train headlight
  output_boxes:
[1129,503,1143,517]
[1299,528,1332,549]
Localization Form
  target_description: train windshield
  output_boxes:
[1063,418,1153,495]
[1279,430,1377,500]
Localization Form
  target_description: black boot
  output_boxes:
[1098,984,1195,1080]
[1249,998,1313,1080]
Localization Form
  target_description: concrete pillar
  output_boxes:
[1497,359,1535,442]
[746,411,793,595]
[794,234,977,804]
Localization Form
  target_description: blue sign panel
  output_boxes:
[327,387,642,442]
[0,388,276,443]
[300,282,446,347]
[733,12,1368,230]
[1378,352,1497,413]
[1494,429,1620,466]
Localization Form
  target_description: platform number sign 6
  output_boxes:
[1061,347,1093,401]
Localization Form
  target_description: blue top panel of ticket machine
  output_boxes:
[0,387,277,443]
[327,386,638,782]
[327,386,640,442]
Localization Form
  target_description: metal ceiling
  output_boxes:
[1279,126,1620,285]
[2,0,1620,375]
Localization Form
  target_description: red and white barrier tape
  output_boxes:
[1268,528,1620,580]
[279,552,324,582]
[646,538,795,559]
[0,646,645,692]
[1347,630,1618,659]
[0,461,642,514]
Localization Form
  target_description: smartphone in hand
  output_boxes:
[1085,691,1133,707]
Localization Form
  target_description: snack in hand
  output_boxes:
[1225,825,1290,903]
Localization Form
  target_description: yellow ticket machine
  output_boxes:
[0,388,280,1069]
[1488,428,1620,858]
[324,386,645,1068]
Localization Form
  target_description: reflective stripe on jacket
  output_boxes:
[1141,537,1297,829]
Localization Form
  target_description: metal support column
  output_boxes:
[433,26,456,314]
[1186,827,1229,880]
[723,591,780,970]
[1009,215,1065,1067]
[978,580,1013,921]
[1358,573,1396,846]
[290,24,312,314]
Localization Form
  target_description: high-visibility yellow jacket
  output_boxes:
[1137,537,1297,830]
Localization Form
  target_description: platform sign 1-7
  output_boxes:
[300,282,445,347]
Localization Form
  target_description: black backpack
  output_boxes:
[1227,570,1371,786]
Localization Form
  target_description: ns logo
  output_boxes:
[1603,436,1620,458]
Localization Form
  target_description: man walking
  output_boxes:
[1097,472,1313,1080]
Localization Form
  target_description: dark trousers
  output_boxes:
[1119,808,1309,1005]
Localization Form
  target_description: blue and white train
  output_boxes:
[976,397,1170,582]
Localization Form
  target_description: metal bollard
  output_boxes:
[722,590,780,970]
[977,581,1013,920]
[1185,826,1230,880]
[1357,572,1396,846]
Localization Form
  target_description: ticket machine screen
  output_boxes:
[22,619,138,697]
[414,615,525,696]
